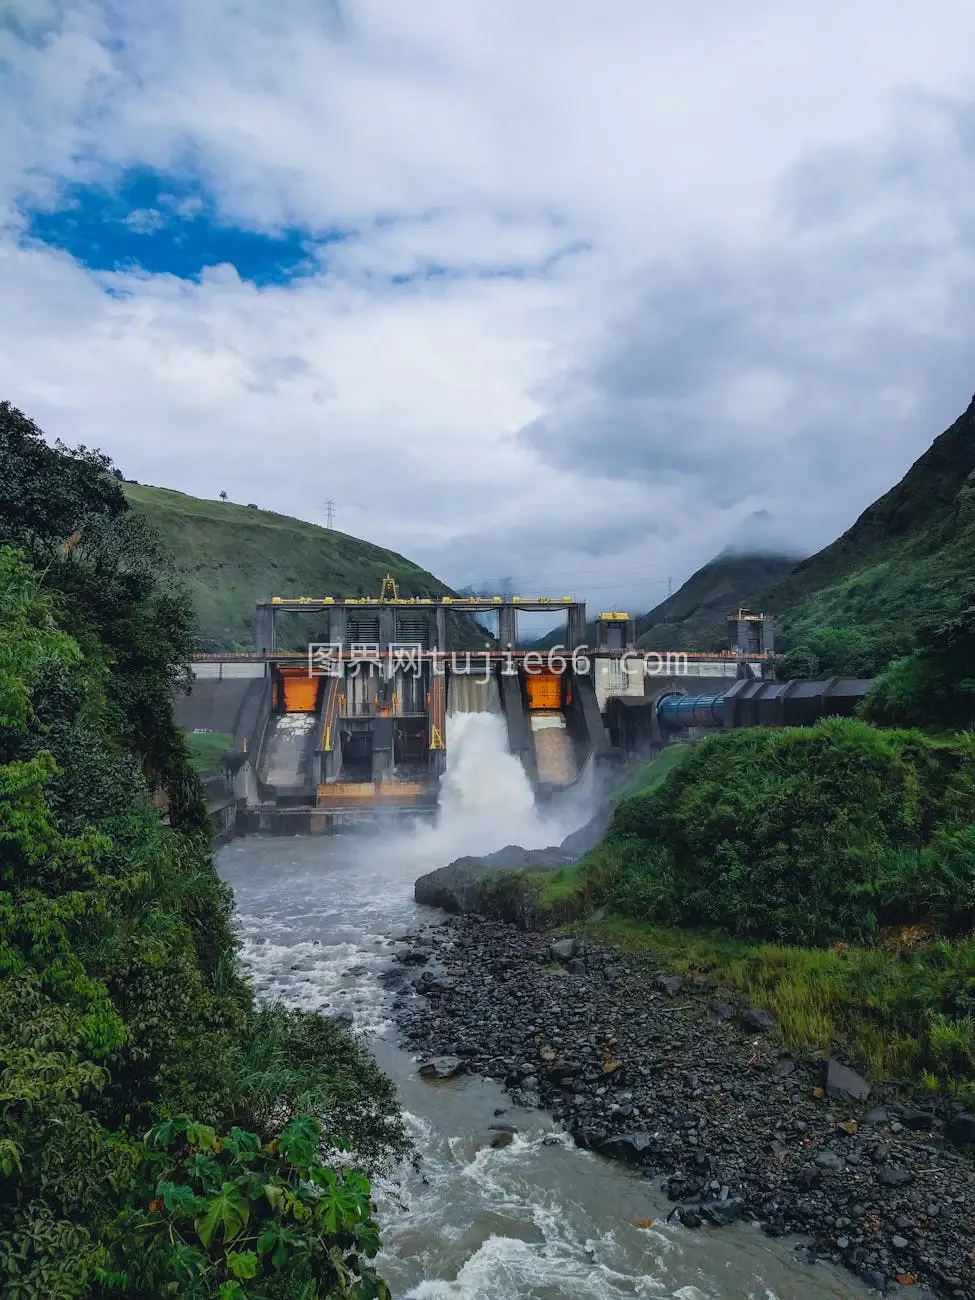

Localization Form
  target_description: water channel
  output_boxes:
[216,713,861,1299]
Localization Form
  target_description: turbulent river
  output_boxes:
[216,713,860,1299]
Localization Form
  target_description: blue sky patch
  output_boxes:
[21,166,344,285]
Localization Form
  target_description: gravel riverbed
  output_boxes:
[390,916,975,1300]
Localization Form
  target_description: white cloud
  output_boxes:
[2,1,975,614]
[122,206,165,231]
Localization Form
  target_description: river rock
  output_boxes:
[418,1056,465,1080]
[877,1165,913,1187]
[396,947,431,966]
[824,1059,871,1103]
[700,1196,746,1225]
[597,1132,655,1165]
[656,974,683,997]
[814,1150,846,1173]
[672,1207,703,1229]
[550,938,578,962]
[489,1131,514,1149]
[394,910,975,1299]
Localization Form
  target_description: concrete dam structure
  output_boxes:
[176,588,870,832]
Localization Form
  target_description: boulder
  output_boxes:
[656,975,683,997]
[550,938,578,962]
[814,1149,846,1173]
[877,1165,913,1188]
[418,1056,465,1080]
[825,1059,871,1103]
[741,1008,777,1032]
[597,1132,656,1165]
[899,1107,934,1131]
[415,844,577,915]
[946,1111,975,1146]
[700,1196,746,1225]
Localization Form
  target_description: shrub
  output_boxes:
[603,720,975,944]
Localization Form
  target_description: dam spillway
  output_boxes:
[178,590,872,832]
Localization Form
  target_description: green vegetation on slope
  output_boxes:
[124,483,459,651]
[862,596,975,731]
[0,402,403,1296]
[770,394,975,671]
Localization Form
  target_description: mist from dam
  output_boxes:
[215,709,859,1300]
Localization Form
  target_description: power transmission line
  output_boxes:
[324,499,335,529]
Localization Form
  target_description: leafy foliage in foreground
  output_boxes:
[105,1115,389,1298]
[0,403,403,1297]
[603,720,975,945]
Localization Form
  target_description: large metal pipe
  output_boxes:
[656,692,726,730]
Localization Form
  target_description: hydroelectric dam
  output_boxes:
[176,584,871,834]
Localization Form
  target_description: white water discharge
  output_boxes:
[216,709,859,1299]
[423,710,585,859]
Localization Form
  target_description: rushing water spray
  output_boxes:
[414,710,587,861]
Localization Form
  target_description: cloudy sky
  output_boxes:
[3,1,975,615]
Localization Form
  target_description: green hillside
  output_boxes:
[124,484,461,651]
[771,395,975,664]
[634,550,798,651]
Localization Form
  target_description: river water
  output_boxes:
[216,713,861,1300]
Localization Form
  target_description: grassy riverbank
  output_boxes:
[528,731,975,1103]
[582,916,975,1103]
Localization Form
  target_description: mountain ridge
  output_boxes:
[771,394,975,658]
